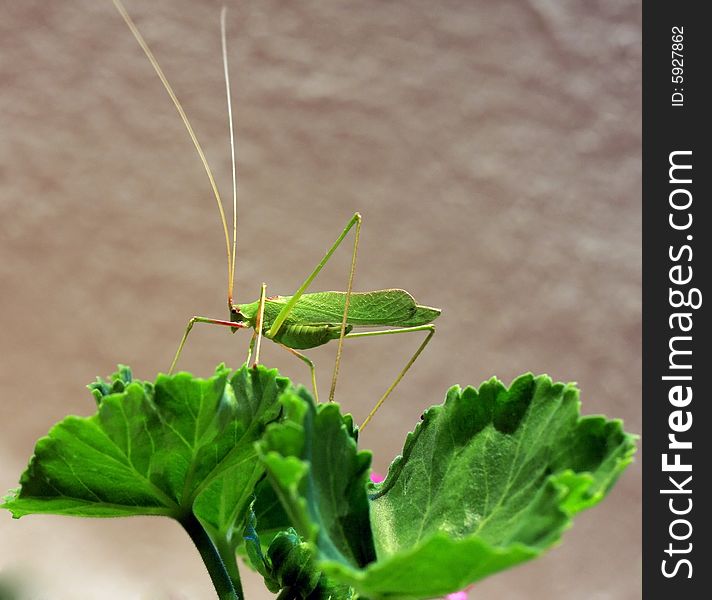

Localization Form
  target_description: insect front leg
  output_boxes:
[344,324,436,429]
[246,283,268,367]
[169,316,248,374]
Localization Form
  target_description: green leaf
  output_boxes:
[3,364,286,544]
[3,365,636,600]
[261,374,637,599]
[242,508,281,592]
[243,477,293,551]
[257,389,376,569]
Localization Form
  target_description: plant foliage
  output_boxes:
[3,365,636,599]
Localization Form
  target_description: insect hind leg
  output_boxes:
[263,213,362,403]
[344,324,436,430]
[329,214,361,403]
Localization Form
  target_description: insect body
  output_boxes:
[112,0,439,428]
[236,289,440,349]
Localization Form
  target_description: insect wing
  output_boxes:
[269,289,420,326]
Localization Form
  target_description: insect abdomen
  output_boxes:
[271,323,353,350]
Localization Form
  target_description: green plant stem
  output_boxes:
[181,513,242,600]
[215,536,245,597]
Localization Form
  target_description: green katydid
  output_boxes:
[112,0,440,428]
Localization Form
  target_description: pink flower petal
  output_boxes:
[370,471,385,483]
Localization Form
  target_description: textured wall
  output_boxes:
[1,0,640,598]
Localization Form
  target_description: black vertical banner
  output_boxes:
[643,3,710,598]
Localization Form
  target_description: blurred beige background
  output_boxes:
[1,0,640,598]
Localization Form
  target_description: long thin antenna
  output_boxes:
[111,0,232,300]
[221,7,238,305]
